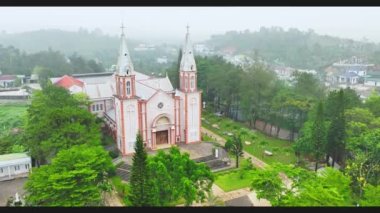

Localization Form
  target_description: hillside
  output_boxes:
[206,27,380,69]
[0,29,178,75]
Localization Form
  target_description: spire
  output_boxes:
[117,23,134,75]
[180,24,197,72]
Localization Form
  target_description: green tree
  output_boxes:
[32,66,53,89]
[24,145,114,206]
[250,164,354,206]
[25,84,100,166]
[147,147,214,206]
[326,89,346,168]
[225,135,244,168]
[364,90,380,117]
[128,132,152,206]
[310,102,327,171]
[360,184,380,206]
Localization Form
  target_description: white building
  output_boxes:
[51,26,202,155]
[156,56,168,64]
[0,153,31,181]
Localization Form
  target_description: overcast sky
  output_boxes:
[1,7,380,44]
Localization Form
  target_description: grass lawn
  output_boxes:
[202,111,296,165]
[214,155,257,192]
[215,169,257,192]
[0,103,28,135]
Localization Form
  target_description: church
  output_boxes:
[51,26,202,155]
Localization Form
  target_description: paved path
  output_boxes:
[103,190,124,207]
[0,178,27,206]
[201,127,293,189]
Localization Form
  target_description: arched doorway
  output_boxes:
[152,115,174,148]
[155,116,170,145]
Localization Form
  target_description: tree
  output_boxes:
[250,164,354,206]
[250,166,285,206]
[225,135,244,168]
[364,90,380,117]
[147,147,214,206]
[310,101,327,171]
[128,132,152,206]
[32,66,53,89]
[326,89,346,167]
[24,145,115,206]
[360,184,380,206]
[25,84,100,166]
[292,71,324,100]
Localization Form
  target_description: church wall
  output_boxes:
[122,99,139,154]
[186,92,201,143]
[114,98,123,152]
[177,91,186,142]
[146,91,175,147]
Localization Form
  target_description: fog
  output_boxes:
[1,7,380,44]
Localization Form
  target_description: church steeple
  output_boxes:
[179,25,198,93]
[180,25,197,72]
[114,23,136,100]
[117,23,134,76]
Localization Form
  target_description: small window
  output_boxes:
[15,165,20,171]
[126,81,131,95]
[25,164,29,170]
[191,76,195,89]
[92,105,95,111]
[96,104,99,111]
[100,104,103,111]
[0,168,3,173]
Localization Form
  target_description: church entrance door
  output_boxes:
[156,130,168,145]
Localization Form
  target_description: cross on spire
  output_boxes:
[121,22,125,35]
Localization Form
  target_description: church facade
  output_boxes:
[51,26,202,155]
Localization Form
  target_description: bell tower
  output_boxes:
[114,24,139,155]
[178,25,201,144]
[179,25,198,93]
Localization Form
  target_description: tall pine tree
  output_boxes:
[311,101,326,172]
[129,132,152,206]
[327,89,346,168]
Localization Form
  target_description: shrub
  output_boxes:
[109,150,120,159]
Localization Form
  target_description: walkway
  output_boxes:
[103,190,124,207]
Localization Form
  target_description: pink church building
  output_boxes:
[51,26,202,155]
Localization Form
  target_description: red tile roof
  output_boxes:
[0,75,17,81]
[54,75,84,89]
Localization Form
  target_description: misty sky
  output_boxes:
[1,7,380,44]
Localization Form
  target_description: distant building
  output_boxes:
[337,72,359,85]
[134,43,156,51]
[0,153,32,182]
[364,71,380,87]
[0,75,17,88]
[156,56,168,64]
[325,56,373,86]
[223,54,254,70]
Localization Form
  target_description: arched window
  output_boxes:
[185,77,188,89]
[191,76,195,89]
[126,81,131,95]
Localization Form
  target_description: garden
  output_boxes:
[202,111,297,165]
